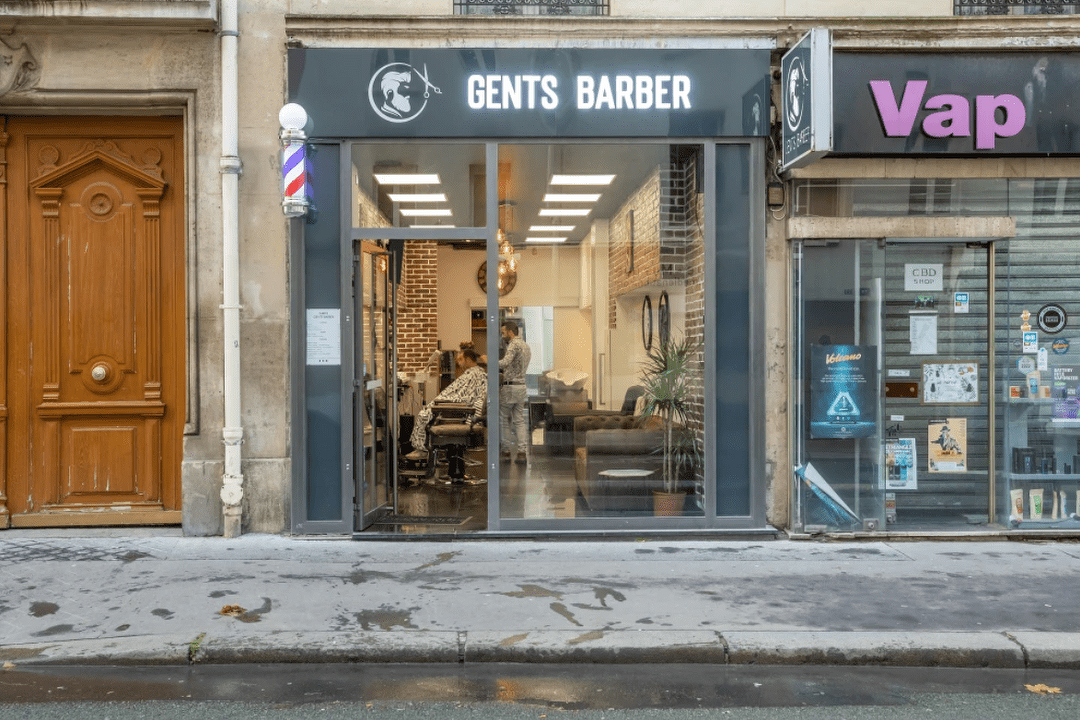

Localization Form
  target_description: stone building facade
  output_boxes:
[4,1,1079,537]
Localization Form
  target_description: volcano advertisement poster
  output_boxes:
[810,344,878,439]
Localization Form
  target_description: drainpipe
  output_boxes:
[219,0,245,537]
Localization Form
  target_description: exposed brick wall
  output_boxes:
[355,190,438,375]
[606,162,707,508]
[686,190,706,509]
[608,167,662,329]
[358,188,388,229]
[397,241,439,374]
[607,164,698,329]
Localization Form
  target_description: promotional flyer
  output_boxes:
[810,345,877,439]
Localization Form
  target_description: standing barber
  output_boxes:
[499,319,531,464]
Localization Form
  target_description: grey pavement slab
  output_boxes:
[1,533,1079,667]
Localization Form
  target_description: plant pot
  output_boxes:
[653,490,686,517]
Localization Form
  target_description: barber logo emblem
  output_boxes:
[785,56,807,132]
[368,62,442,124]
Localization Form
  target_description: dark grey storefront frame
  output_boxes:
[290,138,767,535]
[288,46,770,535]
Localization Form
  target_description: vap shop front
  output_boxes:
[786,37,1080,536]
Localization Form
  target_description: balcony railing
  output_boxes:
[955,0,1079,14]
[454,0,609,15]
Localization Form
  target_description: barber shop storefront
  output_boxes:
[788,39,1080,535]
[287,47,770,535]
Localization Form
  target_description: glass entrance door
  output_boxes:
[355,245,396,530]
[882,240,992,529]
[795,238,993,532]
[795,240,885,532]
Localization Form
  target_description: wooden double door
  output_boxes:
[1,116,185,527]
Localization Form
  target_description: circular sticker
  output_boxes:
[1052,338,1071,355]
[1037,304,1068,334]
[1017,356,1036,373]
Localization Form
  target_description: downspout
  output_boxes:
[219,0,245,537]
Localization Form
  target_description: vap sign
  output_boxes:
[904,263,943,292]
[870,80,1026,150]
[829,53,1080,156]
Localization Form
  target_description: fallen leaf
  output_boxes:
[220,604,246,617]
[1025,683,1062,695]
[2,661,15,670]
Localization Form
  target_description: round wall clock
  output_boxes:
[477,260,517,296]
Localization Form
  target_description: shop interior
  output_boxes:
[351,142,707,533]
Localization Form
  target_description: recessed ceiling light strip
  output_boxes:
[400,208,453,217]
[388,193,447,203]
[374,173,441,184]
[538,208,591,217]
[550,174,615,185]
[543,193,601,203]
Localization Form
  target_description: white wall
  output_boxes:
[437,242,589,364]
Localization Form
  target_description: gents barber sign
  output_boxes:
[288,48,770,138]
[781,28,833,170]
[833,53,1080,155]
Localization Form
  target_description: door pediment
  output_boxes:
[30,140,166,198]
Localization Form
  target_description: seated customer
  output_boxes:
[406,347,486,460]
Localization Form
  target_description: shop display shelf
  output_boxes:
[1007,473,1080,482]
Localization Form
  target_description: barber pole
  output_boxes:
[279,103,310,217]
[282,142,306,209]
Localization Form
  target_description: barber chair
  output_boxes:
[403,401,486,486]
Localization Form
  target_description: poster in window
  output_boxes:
[922,362,978,404]
[810,344,877,439]
[909,314,938,355]
[884,437,918,490]
[928,417,967,473]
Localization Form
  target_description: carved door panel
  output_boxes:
[2,117,184,526]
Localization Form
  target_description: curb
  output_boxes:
[463,630,726,664]
[3,631,1079,668]
[0,634,192,666]
[195,631,461,664]
[723,631,1026,668]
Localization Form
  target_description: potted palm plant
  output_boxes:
[638,332,702,516]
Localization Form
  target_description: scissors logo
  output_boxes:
[368,62,442,124]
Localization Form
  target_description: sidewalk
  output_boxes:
[1,530,1079,668]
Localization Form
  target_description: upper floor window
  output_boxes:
[955,0,1079,14]
[455,0,609,15]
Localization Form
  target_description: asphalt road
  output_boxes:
[1,663,1079,718]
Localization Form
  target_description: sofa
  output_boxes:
[573,413,668,514]
[545,385,646,455]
